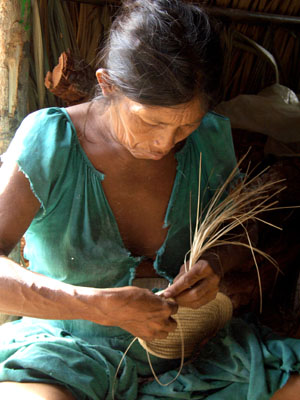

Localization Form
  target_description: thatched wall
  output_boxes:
[205,0,300,99]
[26,0,300,112]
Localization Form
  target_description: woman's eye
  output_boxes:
[144,121,162,128]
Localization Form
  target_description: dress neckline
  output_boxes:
[60,106,195,282]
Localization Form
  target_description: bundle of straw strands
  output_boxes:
[138,154,284,360]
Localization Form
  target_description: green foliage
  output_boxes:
[19,0,31,30]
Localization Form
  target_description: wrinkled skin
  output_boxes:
[85,260,220,341]
[92,286,179,341]
[162,260,220,309]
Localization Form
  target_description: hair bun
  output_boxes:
[96,0,223,108]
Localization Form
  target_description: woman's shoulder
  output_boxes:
[13,107,76,146]
[23,106,71,125]
[21,104,94,133]
[191,110,232,145]
[65,102,91,120]
[64,102,94,138]
[189,110,237,186]
[3,106,89,213]
[3,106,82,176]
[199,111,230,131]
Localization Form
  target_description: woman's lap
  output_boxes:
[0,316,300,400]
[0,319,140,399]
[0,381,75,400]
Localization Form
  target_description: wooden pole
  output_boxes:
[0,0,30,156]
[207,6,300,26]
[62,0,120,5]
[0,2,30,323]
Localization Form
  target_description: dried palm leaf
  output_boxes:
[77,4,103,67]
[32,0,45,109]
[47,0,79,65]
[186,153,285,314]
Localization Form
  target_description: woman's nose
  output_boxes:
[153,130,177,151]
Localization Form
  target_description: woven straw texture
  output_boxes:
[138,292,233,359]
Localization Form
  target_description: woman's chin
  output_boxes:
[130,150,167,160]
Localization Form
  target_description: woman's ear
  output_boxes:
[96,69,115,97]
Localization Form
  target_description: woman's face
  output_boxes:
[107,95,206,160]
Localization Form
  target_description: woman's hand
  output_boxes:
[161,259,220,309]
[85,286,178,341]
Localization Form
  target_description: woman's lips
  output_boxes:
[131,149,169,160]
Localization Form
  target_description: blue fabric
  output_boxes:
[1,107,299,399]
[5,107,237,287]
[1,316,300,399]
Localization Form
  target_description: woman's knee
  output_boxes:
[0,381,75,400]
[270,374,300,400]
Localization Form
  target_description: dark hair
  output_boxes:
[97,0,223,109]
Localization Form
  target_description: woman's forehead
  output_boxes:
[124,96,205,125]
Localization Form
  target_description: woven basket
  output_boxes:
[138,292,233,359]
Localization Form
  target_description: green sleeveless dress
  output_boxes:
[0,108,299,399]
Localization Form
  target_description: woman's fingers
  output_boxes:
[163,260,218,298]
[162,266,204,298]
[135,313,178,341]
[165,298,179,315]
[116,288,179,340]
[161,260,220,308]
[174,286,219,308]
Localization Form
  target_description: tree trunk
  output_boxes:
[0,0,30,155]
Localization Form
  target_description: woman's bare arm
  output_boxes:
[0,161,177,339]
[0,160,89,320]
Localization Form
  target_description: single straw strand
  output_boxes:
[235,217,263,312]
[112,337,138,400]
[112,316,185,399]
[144,317,185,386]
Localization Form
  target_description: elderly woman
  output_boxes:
[0,0,299,399]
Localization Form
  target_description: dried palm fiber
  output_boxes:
[46,0,79,67]
[30,1,114,111]
[29,0,73,111]
[43,2,110,106]
[138,153,285,362]
[112,293,232,399]
[29,0,81,111]
[65,1,113,68]
[31,0,45,109]
[66,1,80,36]
[44,4,112,106]
[76,4,103,68]
[220,29,280,103]
[221,27,280,98]
[198,0,300,98]
[138,292,233,360]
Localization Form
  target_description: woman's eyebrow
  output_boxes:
[144,118,202,126]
